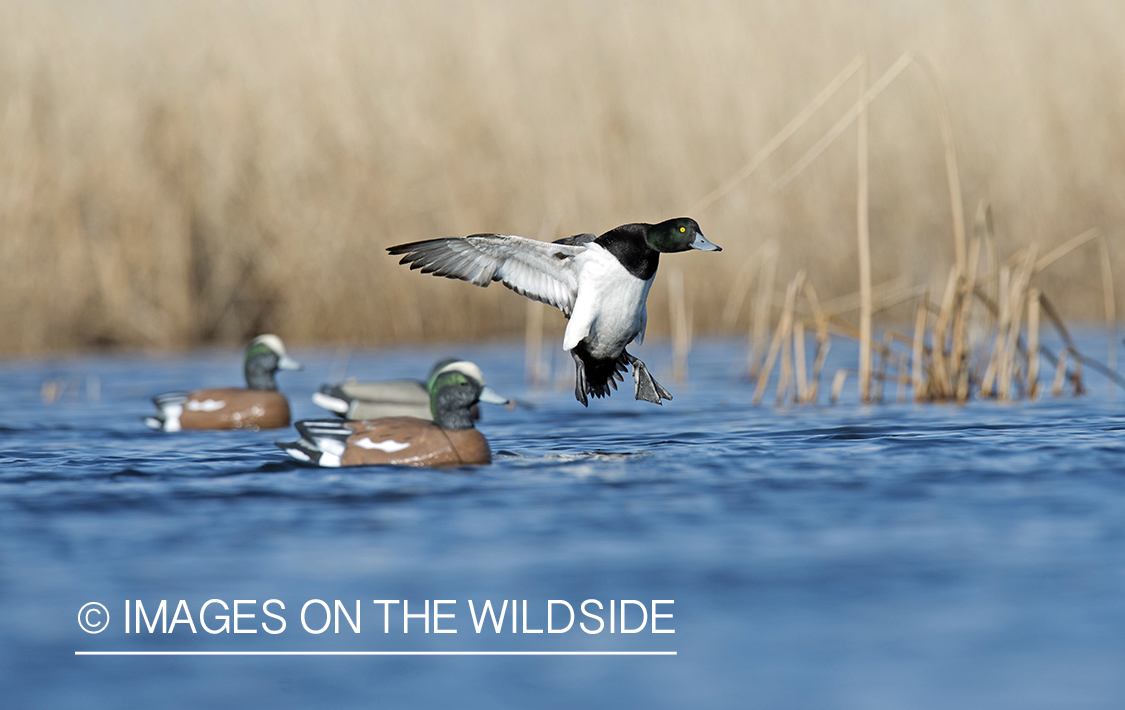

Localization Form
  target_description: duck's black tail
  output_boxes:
[571,345,673,406]
[570,343,629,406]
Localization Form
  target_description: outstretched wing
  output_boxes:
[388,234,585,316]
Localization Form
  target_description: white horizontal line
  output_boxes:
[76,651,676,656]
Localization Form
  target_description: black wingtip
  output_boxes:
[386,242,416,255]
[388,238,448,256]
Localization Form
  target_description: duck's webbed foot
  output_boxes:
[624,351,673,404]
[571,350,589,407]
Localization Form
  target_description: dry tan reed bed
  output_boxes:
[723,208,1121,406]
[709,52,1119,405]
[727,52,1119,405]
[3,1,1124,372]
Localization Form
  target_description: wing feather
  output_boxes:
[553,232,597,247]
[388,234,584,316]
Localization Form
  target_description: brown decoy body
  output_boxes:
[278,362,506,468]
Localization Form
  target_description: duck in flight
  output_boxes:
[388,217,720,406]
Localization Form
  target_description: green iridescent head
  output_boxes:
[644,217,721,253]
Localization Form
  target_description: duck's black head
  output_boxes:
[243,334,303,391]
[430,364,509,430]
[645,218,721,254]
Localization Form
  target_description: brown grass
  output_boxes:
[1,0,1124,356]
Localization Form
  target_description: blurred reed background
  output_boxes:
[1,0,1123,356]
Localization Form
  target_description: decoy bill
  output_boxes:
[388,217,720,406]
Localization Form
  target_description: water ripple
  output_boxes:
[2,339,1124,708]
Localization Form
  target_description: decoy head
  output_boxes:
[645,217,721,254]
[244,334,303,391]
[429,361,508,429]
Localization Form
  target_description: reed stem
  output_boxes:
[749,242,779,379]
[1027,287,1041,399]
[794,320,809,403]
[912,293,929,401]
[669,268,691,383]
[857,57,872,404]
[753,271,803,405]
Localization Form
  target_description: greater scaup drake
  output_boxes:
[387,217,720,406]
[277,363,506,467]
[144,334,303,432]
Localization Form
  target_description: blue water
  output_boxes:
[2,337,1124,709]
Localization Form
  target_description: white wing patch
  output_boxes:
[356,438,411,453]
[187,399,226,412]
[390,235,584,316]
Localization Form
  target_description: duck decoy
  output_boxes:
[278,361,506,467]
[144,334,302,432]
[312,358,506,421]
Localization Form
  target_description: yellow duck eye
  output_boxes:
[679,227,686,233]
